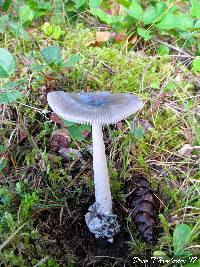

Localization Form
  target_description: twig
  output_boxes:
[33,256,49,267]
[154,38,192,57]
[0,222,27,252]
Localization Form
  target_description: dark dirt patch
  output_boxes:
[34,192,132,266]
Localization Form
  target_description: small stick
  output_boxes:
[154,38,192,57]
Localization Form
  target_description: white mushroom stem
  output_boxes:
[92,123,112,215]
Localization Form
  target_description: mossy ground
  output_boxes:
[0,18,200,267]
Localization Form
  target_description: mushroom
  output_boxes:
[47,91,143,241]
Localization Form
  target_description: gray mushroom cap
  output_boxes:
[47,91,143,125]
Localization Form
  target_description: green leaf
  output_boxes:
[0,145,5,153]
[41,45,62,65]
[111,15,124,24]
[63,119,75,127]
[179,32,195,46]
[194,19,200,29]
[20,5,35,23]
[1,0,12,12]
[128,1,143,21]
[42,22,53,36]
[156,2,167,17]
[90,9,112,24]
[0,158,7,172]
[137,27,152,41]
[52,25,62,39]
[143,3,166,25]
[3,79,26,89]
[153,251,169,258]
[0,189,10,205]
[38,0,51,11]
[173,224,191,255]
[157,44,169,55]
[64,54,82,67]
[0,90,22,104]
[176,14,194,30]
[183,259,200,267]
[143,6,157,25]
[153,251,169,261]
[89,0,102,9]
[75,0,87,9]
[51,13,65,25]
[190,0,200,18]
[134,126,144,140]
[0,15,9,33]
[0,48,15,78]
[8,21,30,40]
[31,64,45,72]
[192,58,200,72]
[165,82,176,92]
[118,0,131,9]
[156,13,178,30]
[68,124,91,141]
[150,77,160,89]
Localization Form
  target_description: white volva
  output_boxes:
[92,124,112,215]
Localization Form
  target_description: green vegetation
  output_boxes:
[0,0,200,266]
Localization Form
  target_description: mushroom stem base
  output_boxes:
[85,203,120,241]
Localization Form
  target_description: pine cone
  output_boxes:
[126,176,159,243]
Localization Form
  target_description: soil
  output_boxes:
[34,191,132,267]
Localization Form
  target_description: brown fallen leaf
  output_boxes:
[50,129,71,151]
[96,31,111,43]
[50,112,65,127]
[82,129,90,138]
[128,35,137,45]
[88,31,112,46]
[178,144,200,157]
[44,75,60,82]
[114,32,126,43]
[19,128,27,142]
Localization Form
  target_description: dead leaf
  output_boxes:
[114,32,126,43]
[48,153,57,163]
[128,35,137,45]
[88,31,112,46]
[96,31,111,43]
[82,129,90,138]
[44,75,59,82]
[50,129,71,151]
[50,113,65,127]
[19,128,27,142]
[178,144,194,157]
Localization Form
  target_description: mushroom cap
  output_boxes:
[47,91,143,125]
